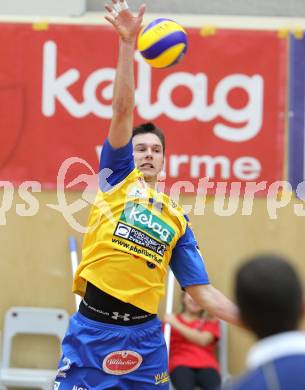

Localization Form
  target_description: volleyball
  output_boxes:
[137,18,188,69]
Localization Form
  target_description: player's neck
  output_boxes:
[144,176,157,189]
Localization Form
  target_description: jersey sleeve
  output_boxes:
[99,138,135,191]
[170,223,209,288]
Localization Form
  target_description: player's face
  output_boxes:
[132,133,164,182]
[183,293,202,314]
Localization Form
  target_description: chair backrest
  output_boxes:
[1,306,69,369]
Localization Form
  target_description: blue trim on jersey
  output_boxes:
[99,138,135,191]
[170,225,209,288]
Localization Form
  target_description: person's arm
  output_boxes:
[164,314,215,347]
[105,0,145,148]
[170,220,241,327]
[185,284,241,327]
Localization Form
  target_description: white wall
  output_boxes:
[0,0,86,17]
[89,0,305,17]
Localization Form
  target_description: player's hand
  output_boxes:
[105,0,146,43]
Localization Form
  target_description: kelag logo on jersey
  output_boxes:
[120,202,175,244]
[113,202,175,258]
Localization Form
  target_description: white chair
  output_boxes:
[0,306,69,390]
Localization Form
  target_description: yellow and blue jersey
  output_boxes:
[73,139,209,314]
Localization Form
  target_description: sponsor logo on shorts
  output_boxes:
[102,350,143,375]
[72,386,87,390]
[155,370,169,385]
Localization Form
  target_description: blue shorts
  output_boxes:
[54,312,169,389]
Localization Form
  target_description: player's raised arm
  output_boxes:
[104,0,145,148]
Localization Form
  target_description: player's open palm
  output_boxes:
[105,0,146,42]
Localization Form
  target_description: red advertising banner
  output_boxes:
[0,23,286,195]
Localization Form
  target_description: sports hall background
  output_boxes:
[0,0,305,387]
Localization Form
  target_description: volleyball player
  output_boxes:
[54,1,239,389]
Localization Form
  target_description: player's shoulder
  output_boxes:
[121,167,144,187]
[159,192,185,215]
[156,193,191,233]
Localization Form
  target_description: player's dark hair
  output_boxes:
[235,254,303,339]
[132,122,165,154]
